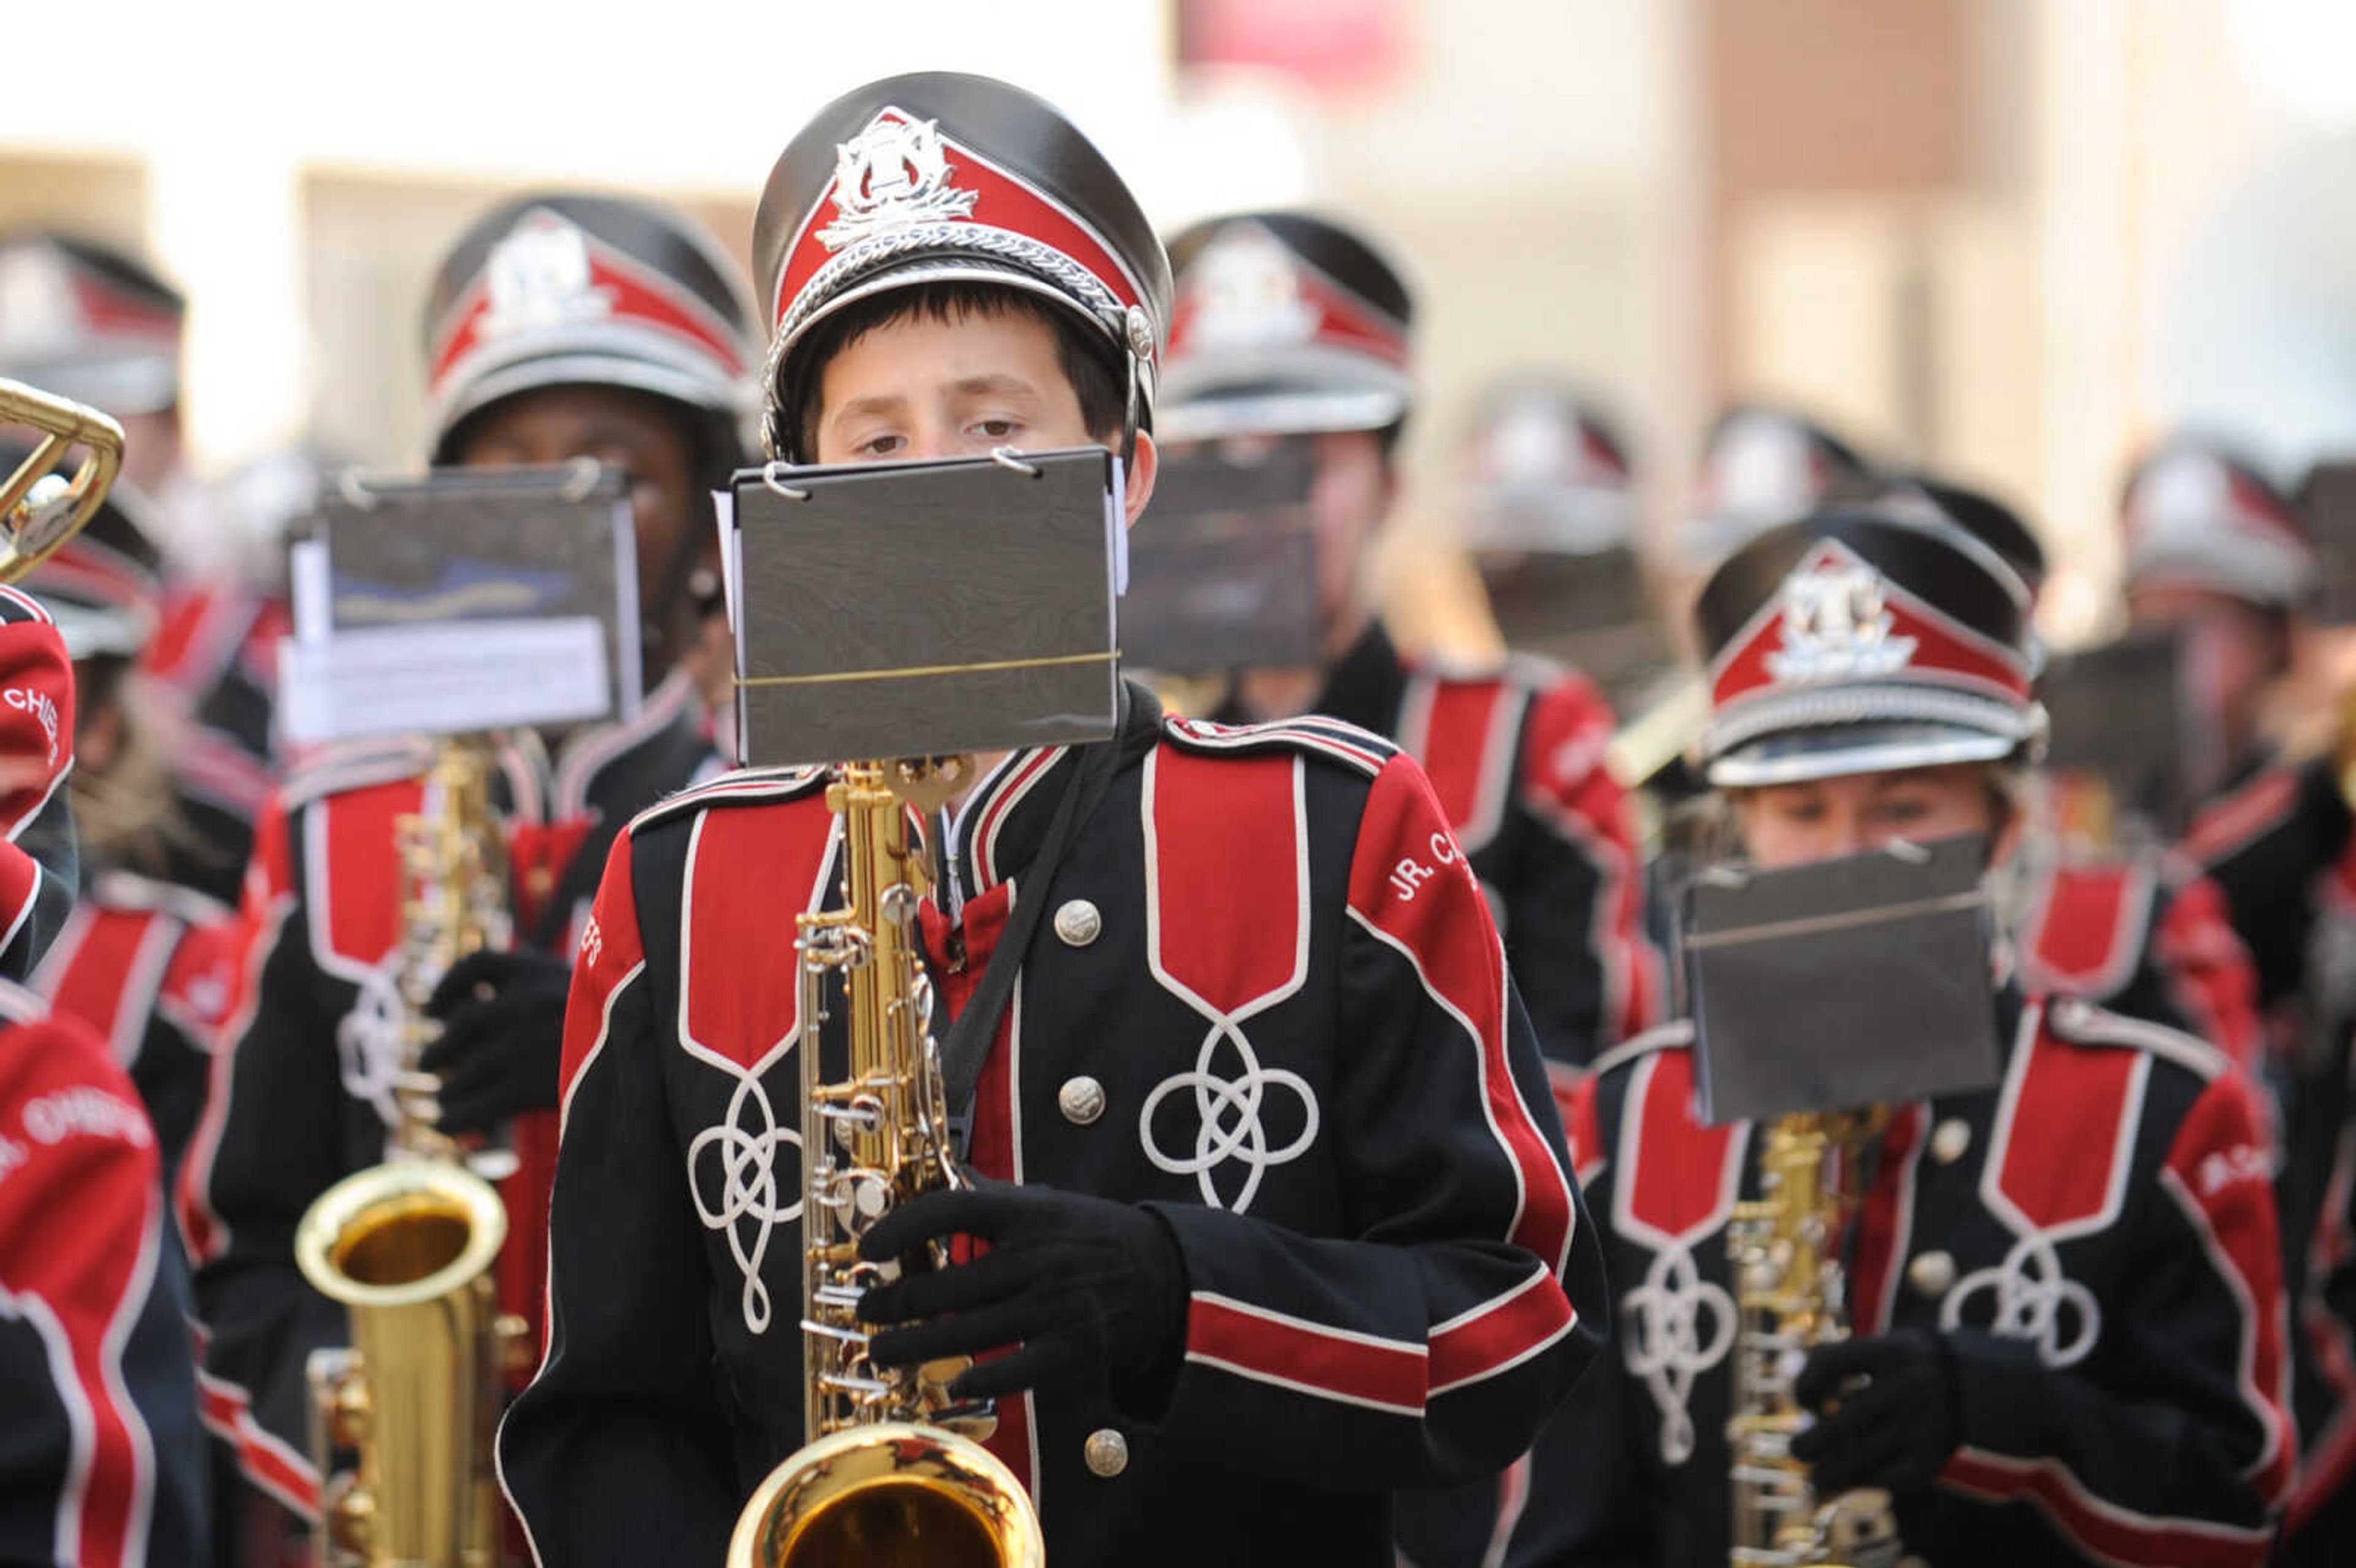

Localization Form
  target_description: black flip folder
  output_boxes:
[1120,437,1322,674]
[728,448,1122,768]
[1679,834,2003,1124]
[2039,631,2200,837]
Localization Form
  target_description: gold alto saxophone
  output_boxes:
[293,737,526,1568]
[1726,1112,1903,1568]
[730,757,1044,1568]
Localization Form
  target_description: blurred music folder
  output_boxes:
[2039,631,2195,836]
[2298,459,2356,625]
[1680,834,2001,1124]
[1122,437,1320,673]
[279,464,639,744]
[727,448,1123,767]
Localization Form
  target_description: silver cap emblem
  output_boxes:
[1180,222,1319,353]
[478,212,615,342]
[1764,556,1919,685]
[819,114,979,252]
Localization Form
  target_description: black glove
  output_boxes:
[419,948,571,1135]
[856,1180,1188,1406]
[1790,1328,1961,1495]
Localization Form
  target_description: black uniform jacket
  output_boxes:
[498,686,1609,1568]
[1309,623,1655,1067]
[1512,991,2294,1568]
[177,671,717,1520]
[33,870,237,1193]
[0,977,209,1568]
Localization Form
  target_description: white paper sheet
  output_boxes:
[279,617,611,744]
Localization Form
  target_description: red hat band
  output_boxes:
[1165,221,1407,372]
[768,108,1149,351]
[427,210,750,408]
[1709,542,2033,715]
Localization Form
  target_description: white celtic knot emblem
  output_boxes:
[335,970,407,1131]
[1939,1232,2101,1368]
[688,1066,804,1334]
[1620,1240,1739,1466]
[1764,555,1919,685]
[1139,1023,1319,1214]
[818,115,979,252]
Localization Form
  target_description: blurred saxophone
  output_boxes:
[293,738,523,1567]
[1726,1112,1902,1568]
[729,756,1044,1568]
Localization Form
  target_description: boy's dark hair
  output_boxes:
[785,280,1126,460]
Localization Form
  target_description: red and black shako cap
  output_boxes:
[423,193,759,464]
[0,232,184,417]
[2117,436,2314,610]
[1158,210,1413,444]
[1694,508,2044,788]
[1,436,165,661]
[753,72,1172,462]
[1457,374,1634,554]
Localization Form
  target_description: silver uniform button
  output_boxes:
[1930,1117,1972,1166]
[1084,1428,1129,1477]
[1054,899,1103,948]
[1058,1075,1107,1126]
[1908,1251,1957,1298]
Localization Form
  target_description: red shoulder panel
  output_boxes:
[39,907,174,1064]
[1988,1012,2147,1236]
[679,796,838,1074]
[1402,675,1519,850]
[2022,860,2150,1000]
[1145,745,1304,1015]
[1614,1049,1744,1244]
[310,779,426,967]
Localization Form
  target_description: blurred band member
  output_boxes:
[1160,212,1652,1068]
[177,192,753,1537]
[10,457,238,1191]
[0,230,277,908]
[2120,439,2356,1557]
[1512,506,2293,1567]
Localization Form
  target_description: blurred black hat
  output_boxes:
[422,193,758,464]
[0,232,183,417]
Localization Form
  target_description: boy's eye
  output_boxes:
[973,418,1018,440]
[858,434,906,458]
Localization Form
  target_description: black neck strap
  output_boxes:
[937,688,1130,1156]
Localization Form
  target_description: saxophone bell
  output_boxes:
[293,737,524,1568]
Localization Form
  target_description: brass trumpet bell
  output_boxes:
[0,377,126,585]
[728,1422,1045,1568]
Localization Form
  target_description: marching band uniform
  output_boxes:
[1160,212,1652,1067]
[0,978,209,1568]
[0,230,275,909]
[13,464,239,1189]
[175,193,749,1525]
[499,72,1606,1568]
[1511,510,2293,1567]
[2113,440,2356,1553]
[0,580,83,984]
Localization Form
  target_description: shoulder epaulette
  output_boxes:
[0,583,52,628]
[2041,994,2227,1083]
[627,764,831,833]
[1161,713,1396,778]
[279,736,437,810]
[88,869,233,927]
[1584,1018,1695,1082]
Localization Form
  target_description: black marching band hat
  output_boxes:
[0,231,184,417]
[753,72,1174,463]
[422,193,760,464]
[2118,436,2317,611]
[1156,210,1414,445]
[1675,403,1875,569]
[1457,376,1636,555]
[1,436,165,661]
[1694,509,2044,788]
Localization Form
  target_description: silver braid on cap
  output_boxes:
[1701,683,2041,762]
[758,223,1133,459]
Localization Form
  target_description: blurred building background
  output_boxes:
[4,0,2354,650]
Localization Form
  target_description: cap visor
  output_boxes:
[1707,720,2020,789]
